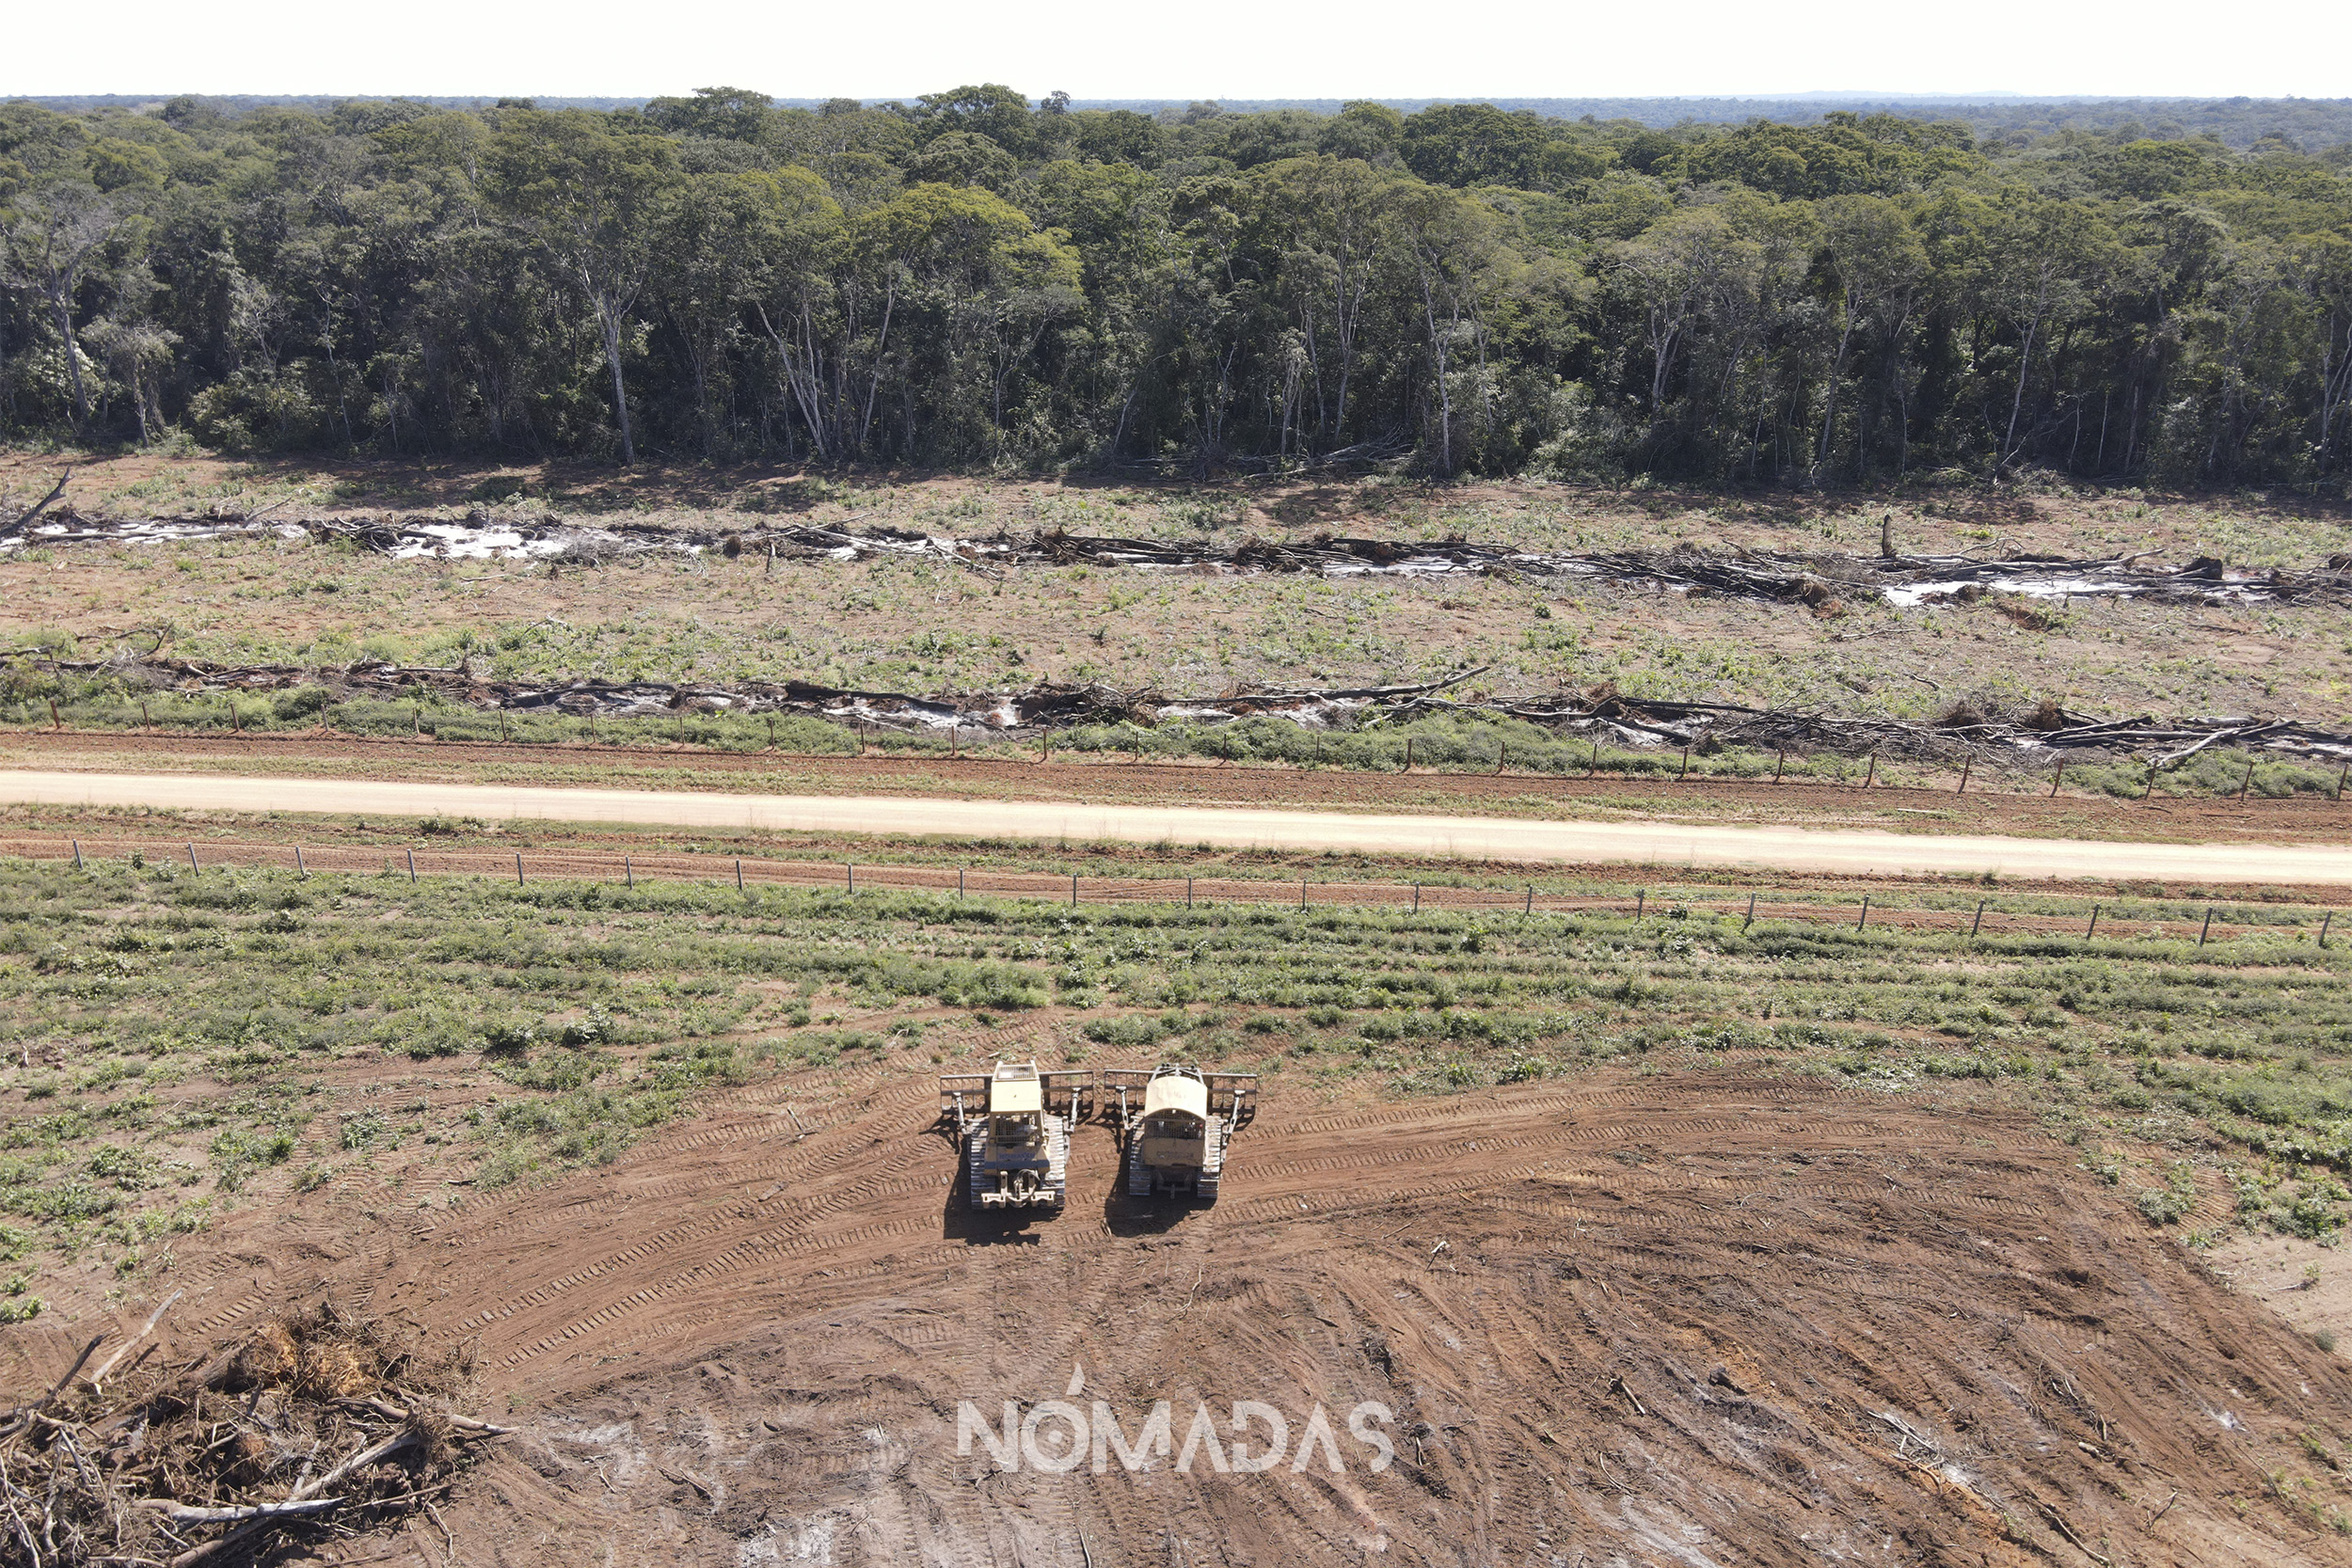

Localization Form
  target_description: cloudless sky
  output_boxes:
[8,0,2347,101]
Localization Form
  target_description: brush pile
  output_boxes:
[0,1301,506,1568]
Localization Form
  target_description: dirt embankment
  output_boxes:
[16,1071,2348,1565]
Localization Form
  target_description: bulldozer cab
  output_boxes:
[989,1069,1044,1147]
[1103,1065,1258,1128]
[938,1061,1093,1131]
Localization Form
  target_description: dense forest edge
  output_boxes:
[4,86,2352,488]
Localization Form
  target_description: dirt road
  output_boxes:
[5,766,2348,883]
[13,727,2349,845]
[34,1067,2339,1565]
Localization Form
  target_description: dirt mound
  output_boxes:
[56,1070,2346,1565]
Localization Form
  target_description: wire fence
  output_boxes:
[3,835,2341,952]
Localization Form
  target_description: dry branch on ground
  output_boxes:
[0,1302,506,1568]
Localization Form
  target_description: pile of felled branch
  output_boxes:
[15,645,2352,766]
[0,1300,506,1568]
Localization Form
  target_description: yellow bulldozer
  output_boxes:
[939,1061,1093,1212]
[1103,1066,1257,1201]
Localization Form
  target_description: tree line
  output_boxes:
[3,86,2350,486]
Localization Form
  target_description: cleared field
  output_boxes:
[5,838,2350,1292]
[6,456,2349,784]
[10,1059,2352,1564]
[8,451,2352,1563]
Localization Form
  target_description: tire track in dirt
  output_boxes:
[411,1075,1979,1393]
[120,1066,2352,1566]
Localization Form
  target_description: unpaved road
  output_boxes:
[23,1068,2339,1565]
[5,767,2349,883]
[13,728,2348,846]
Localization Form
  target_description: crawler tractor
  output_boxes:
[939,1062,1092,1212]
[1103,1066,1257,1201]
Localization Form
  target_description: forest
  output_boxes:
[3,86,2351,486]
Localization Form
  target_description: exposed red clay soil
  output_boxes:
[11,1069,2349,1565]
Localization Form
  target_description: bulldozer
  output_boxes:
[1103,1066,1257,1201]
[939,1061,1092,1212]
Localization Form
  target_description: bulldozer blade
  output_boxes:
[938,1073,990,1119]
[1205,1072,1260,1117]
[1040,1069,1095,1117]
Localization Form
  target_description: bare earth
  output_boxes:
[6,768,2348,886]
[8,1069,2342,1566]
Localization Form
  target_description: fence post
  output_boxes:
[1744,892,1756,928]
[2142,764,2158,801]
[407,849,417,884]
[1678,745,1690,781]
[1773,749,1786,783]
[1957,755,1970,794]
[1971,899,1985,938]
[1299,879,1308,911]
[1412,882,1421,914]
[1185,876,1193,910]
[229,701,240,734]
[140,700,151,730]
[295,846,307,878]
[72,839,82,870]
[2337,762,2348,802]
[515,853,524,886]
[959,866,966,896]
[2087,905,2100,939]
[2323,911,2334,950]
[847,863,855,894]
[2199,907,2214,946]
[1524,884,1534,914]
[767,715,775,751]
[500,710,508,743]
[1862,753,1876,790]
[2238,758,2255,800]
[1496,742,1506,777]
[1856,895,1869,930]
[736,858,744,891]
[2049,762,2063,798]
[1073,874,1080,909]
[188,843,199,874]
[1405,737,1415,771]
[1588,740,1599,778]
[1635,889,1645,919]
[624,855,631,889]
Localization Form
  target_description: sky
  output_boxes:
[7,0,2347,102]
